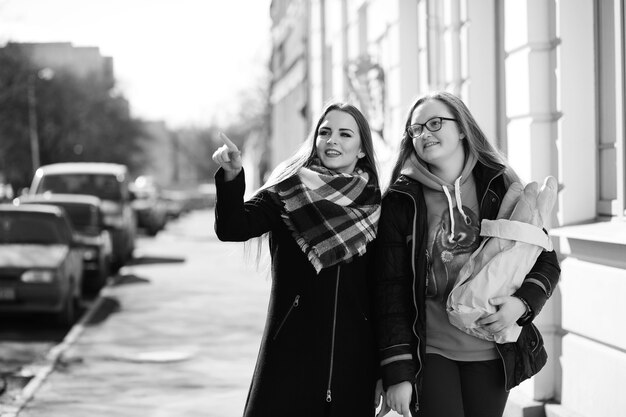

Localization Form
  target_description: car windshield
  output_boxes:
[0,213,66,244]
[38,174,123,201]
[54,203,99,235]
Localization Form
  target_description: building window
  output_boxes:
[426,0,444,89]
[595,0,626,218]
[423,0,464,93]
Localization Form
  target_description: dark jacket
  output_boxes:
[374,163,561,406]
[214,169,378,417]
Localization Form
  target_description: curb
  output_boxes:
[0,289,111,417]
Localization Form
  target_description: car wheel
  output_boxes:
[97,258,111,290]
[85,262,109,295]
[126,244,135,262]
[56,293,76,327]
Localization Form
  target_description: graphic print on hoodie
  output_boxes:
[427,202,480,301]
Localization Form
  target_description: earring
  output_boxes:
[358,152,365,159]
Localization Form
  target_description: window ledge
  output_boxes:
[552,220,626,245]
[552,220,626,269]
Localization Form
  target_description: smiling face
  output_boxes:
[315,110,364,174]
[411,99,465,170]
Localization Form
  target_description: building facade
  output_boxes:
[269,1,626,416]
[4,42,115,89]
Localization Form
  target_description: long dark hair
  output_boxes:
[261,101,379,190]
[388,91,519,189]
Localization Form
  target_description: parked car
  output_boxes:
[129,176,167,236]
[16,194,113,294]
[29,162,136,270]
[196,183,216,208]
[183,183,216,211]
[0,204,84,326]
[161,189,190,219]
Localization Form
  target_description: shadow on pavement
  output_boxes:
[0,373,32,400]
[109,274,151,287]
[87,273,150,324]
[85,296,121,326]
[126,255,186,266]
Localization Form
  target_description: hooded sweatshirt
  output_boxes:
[400,152,498,361]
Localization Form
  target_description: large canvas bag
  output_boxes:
[446,177,557,343]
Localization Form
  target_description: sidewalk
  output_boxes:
[11,210,270,417]
[3,209,543,417]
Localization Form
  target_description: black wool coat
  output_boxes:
[374,162,561,409]
[214,168,378,417]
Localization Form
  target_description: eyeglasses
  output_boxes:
[407,117,457,138]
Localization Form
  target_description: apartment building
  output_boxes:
[269,1,626,416]
[3,41,115,89]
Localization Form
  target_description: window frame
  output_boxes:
[595,0,626,219]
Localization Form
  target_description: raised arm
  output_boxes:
[212,132,281,241]
[214,168,280,242]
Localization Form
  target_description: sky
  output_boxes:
[0,0,273,128]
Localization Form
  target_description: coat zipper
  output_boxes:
[479,171,504,212]
[495,315,542,393]
[391,189,422,412]
[326,265,341,403]
[494,343,510,392]
[272,294,300,340]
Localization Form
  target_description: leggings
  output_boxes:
[414,354,509,417]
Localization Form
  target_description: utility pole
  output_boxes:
[26,68,54,175]
[27,73,40,175]
[171,132,180,184]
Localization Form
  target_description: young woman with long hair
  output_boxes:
[212,102,383,417]
[374,91,560,417]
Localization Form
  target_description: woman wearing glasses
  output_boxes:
[374,91,560,417]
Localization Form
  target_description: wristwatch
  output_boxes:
[515,296,533,323]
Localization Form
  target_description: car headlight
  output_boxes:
[82,248,99,261]
[21,270,55,283]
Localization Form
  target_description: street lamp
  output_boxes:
[27,68,54,174]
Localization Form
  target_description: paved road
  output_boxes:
[14,209,270,417]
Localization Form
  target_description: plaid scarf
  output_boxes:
[270,164,381,273]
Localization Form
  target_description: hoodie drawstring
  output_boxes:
[441,176,471,243]
[454,177,471,224]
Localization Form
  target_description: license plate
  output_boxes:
[0,287,16,301]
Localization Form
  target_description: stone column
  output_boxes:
[503,0,561,404]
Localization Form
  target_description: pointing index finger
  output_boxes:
[219,132,239,151]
